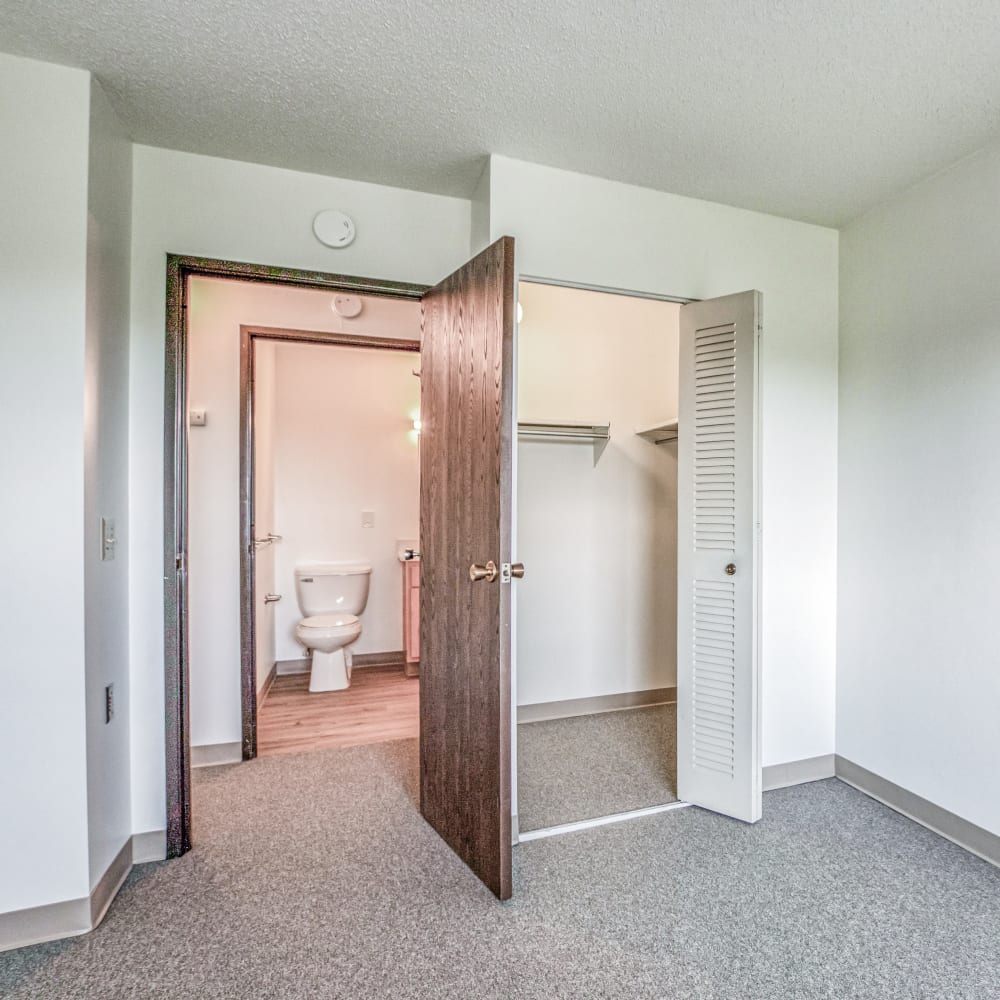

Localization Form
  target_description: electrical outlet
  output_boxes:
[362,510,375,528]
[105,683,114,724]
[101,516,116,561]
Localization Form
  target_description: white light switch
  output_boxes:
[362,510,375,528]
[101,517,116,561]
[190,409,207,427]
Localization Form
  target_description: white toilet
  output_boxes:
[294,562,372,692]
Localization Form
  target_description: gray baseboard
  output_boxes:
[835,756,1000,870]
[132,829,167,864]
[275,657,310,676]
[90,838,132,926]
[0,895,90,953]
[763,753,836,791]
[0,835,140,953]
[353,649,406,667]
[276,651,405,677]
[511,813,519,847]
[518,687,676,724]
[191,741,242,768]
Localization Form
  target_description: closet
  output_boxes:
[514,280,682,834]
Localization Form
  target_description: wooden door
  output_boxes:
[419,237,515,899]
[677,290,762,823]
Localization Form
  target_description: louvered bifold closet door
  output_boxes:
[677,290,762,823]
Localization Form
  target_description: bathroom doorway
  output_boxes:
[238,320,422,759]
[165,240,518,900]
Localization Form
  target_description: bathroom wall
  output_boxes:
[271,342,421,662]
[186,277,421,749]
[516,282,680,706]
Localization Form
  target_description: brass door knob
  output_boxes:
[725,563,736,576]
[469,560,499,583]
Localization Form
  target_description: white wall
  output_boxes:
[129,145,470,831]
[487,155,839,768]
[0,54,92,913]
[516,282,680,705]
[272,343,420,661]
[186,276,422,749]
[83,78,134,888]
[839,143,1000,836]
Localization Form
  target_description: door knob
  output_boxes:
[724,563,736,576]
[509,562,525,579]
[469,560,499,583]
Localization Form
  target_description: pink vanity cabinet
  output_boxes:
[402,559,420,677]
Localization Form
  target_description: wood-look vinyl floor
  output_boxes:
[257,665,419,756]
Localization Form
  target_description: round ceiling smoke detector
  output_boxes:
[313,209,356,248]
[332,294,363,318]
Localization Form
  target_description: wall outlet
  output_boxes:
[101,516,116,561]
[105,683,114,724]
[362,509,375,528]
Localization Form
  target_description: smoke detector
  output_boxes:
[313,209,356,248]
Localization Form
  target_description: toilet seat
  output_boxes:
[298,613,359,633]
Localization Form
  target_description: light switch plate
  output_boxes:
[362,510,375,528]
[101,516,116,561]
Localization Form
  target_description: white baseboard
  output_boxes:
[835,755,1000,870]
[191,741,242,768]
[518,687,676,724]
[762,753,836,791]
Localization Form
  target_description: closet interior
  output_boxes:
[514,280,683,832]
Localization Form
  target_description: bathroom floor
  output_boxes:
[517,703,678,831]
[257,664,419,756]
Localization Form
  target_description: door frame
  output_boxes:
[163,253,427,857]
[237,324,420,760]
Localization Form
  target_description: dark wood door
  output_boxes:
[419,236,515,900]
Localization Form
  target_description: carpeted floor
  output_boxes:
[2,740,999,999]
[517,704,677,830]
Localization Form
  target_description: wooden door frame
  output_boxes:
[164,253,427,858]
[238,325,420,761]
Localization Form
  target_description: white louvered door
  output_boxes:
[677,290,762,823]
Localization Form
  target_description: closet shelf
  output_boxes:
[518,420,611,441]
[635,419,678,445]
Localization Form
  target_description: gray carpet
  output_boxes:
[2,740,999,999]
[517,704,677,831]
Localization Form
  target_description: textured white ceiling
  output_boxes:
[3,0,1000,225]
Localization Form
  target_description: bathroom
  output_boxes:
[185,276,423,765]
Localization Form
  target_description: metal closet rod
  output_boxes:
[517,421,611,441]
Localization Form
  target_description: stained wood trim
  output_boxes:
[257,661,278,710]
[237,324,420,769]
[242,325,420,352]
[163,252,429,859]
[352,650,407,667]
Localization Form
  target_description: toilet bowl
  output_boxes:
[295,613,362,692]
[294,562,371,692]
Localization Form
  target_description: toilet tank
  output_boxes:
[295,562,372,617]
